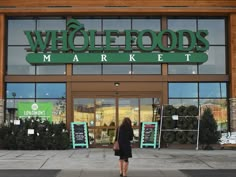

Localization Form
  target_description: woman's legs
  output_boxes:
[122,158,129,176]
[119,159,124,175]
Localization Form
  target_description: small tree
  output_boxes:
[199,107,221,150]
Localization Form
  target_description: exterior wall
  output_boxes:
[1,0,236,7]
[229,14,236,131]
[230,14,236,98]
[0,14,5,124]
[0,0,236,131]
[1,0,236,15]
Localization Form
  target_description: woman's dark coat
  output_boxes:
[114,125,134,158]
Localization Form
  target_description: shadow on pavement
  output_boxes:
[181,169,236,177]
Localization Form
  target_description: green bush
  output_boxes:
[0,117,70,150]
[199,107,221,150]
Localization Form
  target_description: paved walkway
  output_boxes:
[0,148,235,177]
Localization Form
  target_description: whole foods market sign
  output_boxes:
[24,19,209,64]
[17,102,53,122]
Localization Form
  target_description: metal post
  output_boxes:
[196,105,201,150]
[158,105,164,149]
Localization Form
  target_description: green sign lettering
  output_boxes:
[24,18,209,64]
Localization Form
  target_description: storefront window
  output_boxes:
[168,82,228,131]
[199,46,226,74]
[118,98,139,126]
[6,83,35,99]
[169,99,198,107]
[199,83,226,98]
[7,18,66,75]
[169,83,198,98]
[37,99,66,123]
[132,64,161,74]
[73,98,95,124]
[36,65,66,75]
[73,64,102,75]
[7,46,35,75]
[167,17,226,75]
[5,83,66,123]
[168,65,197,74]
[140,98,160,123]
[74,19,102,45]
[103,64,131,74]
[200,99,227,131]
[103,19,130,45]
[8,19,35,45]
[198,19,225,45]
[95,98,115,127]
[36,83,66,98]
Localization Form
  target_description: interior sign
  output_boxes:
[24,19,209,64]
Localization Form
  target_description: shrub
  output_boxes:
[0,118,70,150]
[199,107,221,150]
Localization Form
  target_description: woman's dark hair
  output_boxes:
[121,117,132,128]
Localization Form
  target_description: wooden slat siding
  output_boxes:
[1,0,236,15]
[0,14,4,99]
[1,7,236,16]
[0,0,236,7]
[230,14,236,98]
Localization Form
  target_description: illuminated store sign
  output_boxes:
[24,19,209,64]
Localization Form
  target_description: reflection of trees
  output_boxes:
[55,96,66,122]
[201,99,227,131]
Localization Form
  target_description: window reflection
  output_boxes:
[7,47,35,75]
[133,18,160,30]
[198,19,225,45]
[95,98,115,126]
[103,64,131,74]
[73,65,101,74]
[169,99,198,107]
[6,83,35,99]
[73,98,94,124]
[200,99,227,131]
[37,19,66,30]
[8,19,35,45]
[37,99,66,123]
[169,83,198,98]
[167,18,196,45]
[36,83,66,98]
[36,65,66,75]
[133,64,161,74]
[199,46,226,74]
[140,98,160,123]
[168,65,197,74]
[118,98,139,126]
[199,83,226,98]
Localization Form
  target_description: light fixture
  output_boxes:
[114,82,120,87]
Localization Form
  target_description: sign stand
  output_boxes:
[71,122,89,149]
[140,122,158,148]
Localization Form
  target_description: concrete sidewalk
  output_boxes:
[0,148,236,170]
[0,149,236,177]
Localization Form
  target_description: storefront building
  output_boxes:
[0,0,236,147]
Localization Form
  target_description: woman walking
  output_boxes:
[114,117,134,177]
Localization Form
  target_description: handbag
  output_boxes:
[113,128,120,151]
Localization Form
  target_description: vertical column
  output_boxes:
[229,98,236,132]
[0,14,5,125]
[229,14,236,131]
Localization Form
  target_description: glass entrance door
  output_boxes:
[73,97,160,147]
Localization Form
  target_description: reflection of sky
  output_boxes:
[7,83,66,99]
[169,83,226,98]
[169,83,198,98]
[168,18,225,45]
[7,83,35,98]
